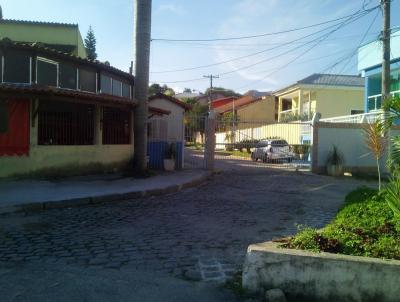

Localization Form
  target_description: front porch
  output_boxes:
[277,89,316,122]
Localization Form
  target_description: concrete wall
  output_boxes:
[0,23,86,58]
[312,122,400,174]
[148,98,185,141]
[0,145,134,178]
[243,241,400,302]
[315,87,365,119]
[237,96,276,122]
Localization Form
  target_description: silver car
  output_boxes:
[251,139,294,163]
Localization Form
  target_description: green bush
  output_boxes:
[285,187,400,260]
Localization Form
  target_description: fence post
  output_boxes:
[205,111,216,171]
[311,112,321,174]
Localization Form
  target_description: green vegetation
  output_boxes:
[84,26,97,60]
[284,187,400,259]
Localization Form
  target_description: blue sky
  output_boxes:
[1,0,399,93]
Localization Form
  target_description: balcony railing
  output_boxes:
[320,110,387,124]
[368,90,400,111]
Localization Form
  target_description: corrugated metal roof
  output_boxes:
[0,19,78,27]
[297,73,364,87]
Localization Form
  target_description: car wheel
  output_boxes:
[251,153,257,162]
[262,155,268,163]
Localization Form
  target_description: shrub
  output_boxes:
[285,187,400,260]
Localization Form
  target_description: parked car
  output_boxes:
[251,139,294,163]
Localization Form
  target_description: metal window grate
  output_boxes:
[102,107,131,145]
[38,101,95,145]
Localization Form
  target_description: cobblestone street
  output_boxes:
[0,169,367,288]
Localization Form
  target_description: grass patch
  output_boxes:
[283,186,400,260]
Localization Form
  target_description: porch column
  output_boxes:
[278,96,283,122]
[298,90,303,115]
[95,105,102,145]
[30,98,39,146]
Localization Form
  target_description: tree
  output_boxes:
[185,103,208,143]
[205,87,241,98]
[363,120,387,190]
[133,0,152,174]
[148,83,175,96]
[84,26,98,61]
[183,88,192,93]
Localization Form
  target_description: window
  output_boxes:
[0,100,8,133]
[3,50,31,83]
[36,57,58,87]
[100,74,112,94]
[38,100,95,145]
[79,68,96,92]
[122,82,131,98]
[102,107,131,144]
[112,79,122,96]
[59,63,77,89]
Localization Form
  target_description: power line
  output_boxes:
[233,9,378,91]
[151,8,375,76]
[151,4,379,42]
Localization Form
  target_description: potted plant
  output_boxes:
[326,145,344,177]
[164,143,176,171]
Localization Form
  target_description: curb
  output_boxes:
[0,172,212,215]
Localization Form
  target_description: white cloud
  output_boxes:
[156,3,186,16]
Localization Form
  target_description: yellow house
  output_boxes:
[274,74,365,122]
[236,95,277,122]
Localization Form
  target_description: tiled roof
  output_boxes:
[0,83,137,108]
[0,38,134,81]
[297,73,364,87]
[149,93,192,110]
[0,19,78,27]
[216,95,255,114]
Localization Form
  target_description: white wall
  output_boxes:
[149,98,185,141]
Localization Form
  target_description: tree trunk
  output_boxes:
[377,158,381,191]
[133,0,152,174]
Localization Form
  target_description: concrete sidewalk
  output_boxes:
[0,170,210,214]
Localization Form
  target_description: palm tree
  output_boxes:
[133,0,152,174]
[363,120,387,190]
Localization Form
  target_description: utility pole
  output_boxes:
[381,0,391,103]
[133,0,152,174]
[203,74,219,112]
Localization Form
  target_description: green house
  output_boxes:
[0,16,86,58]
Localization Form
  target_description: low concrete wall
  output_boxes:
[312,122,400,174]
[243,241,400,302]
[0,145,134,178]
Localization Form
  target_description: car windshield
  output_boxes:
[271,140,288,147]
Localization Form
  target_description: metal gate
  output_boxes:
[184,115,312,171]
[213,119,312,171]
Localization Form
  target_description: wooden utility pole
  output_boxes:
[381,0,391,102]
[133,0,152,174]
[203,74,219,112]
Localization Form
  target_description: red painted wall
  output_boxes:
[0,99,30,156]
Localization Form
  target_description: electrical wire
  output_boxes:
[151,4,379,42]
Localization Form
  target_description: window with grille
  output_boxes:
[79,68,96,92]
[38,100,95,145]
[36,57,58,87]
[100,74,112,94]
[59,63,77,89]
[102,107,131,144]
[3,50,31,84]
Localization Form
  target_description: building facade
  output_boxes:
[358,28,400,112]
[0,39,135,178]
[274,74,365,122]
